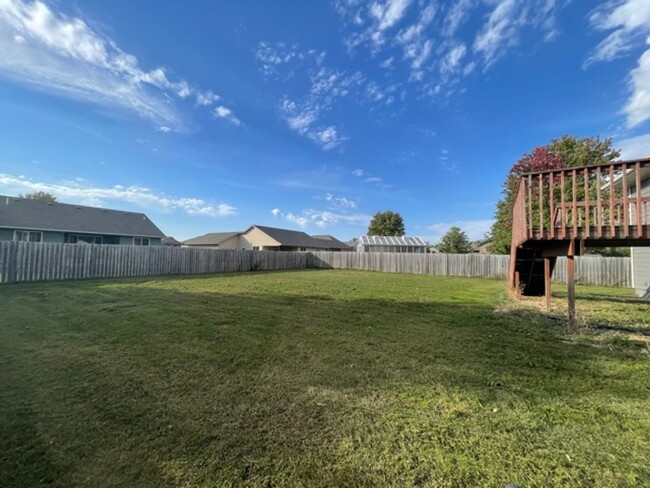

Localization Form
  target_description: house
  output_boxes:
[356,235,427,253]
[182,232,245,249]
[183,225,350,251]
[472,239,492,254]
[242,225,347,251]
[0,195,165,245]
[615,165,650,298]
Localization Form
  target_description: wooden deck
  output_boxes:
[509,157,650,326]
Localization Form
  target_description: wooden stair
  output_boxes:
[513,246,556,296]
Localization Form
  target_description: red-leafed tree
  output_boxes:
[488,136,619,254]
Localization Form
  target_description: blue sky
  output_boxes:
[1,0,650,242]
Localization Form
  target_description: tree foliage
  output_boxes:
[18,191,57,203]
[489,136,620,254]
[367,211,405,236]
[437,226,472,254]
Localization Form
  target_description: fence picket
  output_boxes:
[0,243,632,287]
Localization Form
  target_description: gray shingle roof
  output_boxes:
[312,234,352,250]
[183,232,241,246]
[0,195,165,238]
[251,225,333,249]
[359,235,427,247]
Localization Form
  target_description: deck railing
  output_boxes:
[516,158,650,242]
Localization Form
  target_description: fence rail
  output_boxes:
[0,242,632,287]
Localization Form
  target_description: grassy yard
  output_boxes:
[1,270,648,487]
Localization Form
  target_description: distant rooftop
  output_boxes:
[0,194,165,238]
[183,232,240,246]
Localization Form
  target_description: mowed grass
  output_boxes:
[1,270,648,488]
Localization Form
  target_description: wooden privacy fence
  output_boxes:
[0,242,310,284]
[310,252,631,287]
[0,242,632,287]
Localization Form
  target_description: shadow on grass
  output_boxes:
[1,273,649,487]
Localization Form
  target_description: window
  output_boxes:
[300,247,307,251]
[134,237,150,246]
[68,234,102,245]
[253,246,260,251]
[14,230,43,242]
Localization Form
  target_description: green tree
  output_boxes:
[19,191,57,203]
[437,226,472,253]
[367,211,405,236]
[489,135,620,254]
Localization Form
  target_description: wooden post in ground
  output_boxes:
[567,239,576,330]
[544,257,552,310]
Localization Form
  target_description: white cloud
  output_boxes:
[156,126,171,133]
[440,43,467,76]
[195,90,220,106]
[625,47,650,127]
[314,126,345,150]
[352,169,364,177]
[0,0,222,130]
[473,0,521,68]
[365,176,383,184]
[427,219,494,242]
[370,0,412,42]
[585,0,650,127]
[214,105,241,126]
[396,3,436,78]
[324,192,357,209]
[0,172,238,218]
[285,212,310,227]
[473,0,561,68]
[443,0,473,38]
[279,68,361,150]
[271,208,281,216]
[285,209,371,228]
[617,132,650,159]
[586,0,650,65]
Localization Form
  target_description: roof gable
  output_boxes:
[248,225,333,249]
[0,195,165,238]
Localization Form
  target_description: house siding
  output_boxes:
[631,176,650,298]
[242,227,281,250]
[632,247,650,298]
[218,235,244,249]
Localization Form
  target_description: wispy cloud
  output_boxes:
[320,192,357,209]
[0,173,237,218]
[585,0,650,65]
[214,105,241,126]
[336,0,564,99]
[0,0,224,131]
[473,0,521,68]
[254,41,326,78]
[283,208,371,228]
[195,90,220,106]
[617,132,650,159]
[278,67,363,150]
[585,0,650,128]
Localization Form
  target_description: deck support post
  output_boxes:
[544,257,553,310]
[567,239,576,331]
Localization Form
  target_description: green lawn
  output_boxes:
[1,270,648,487]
